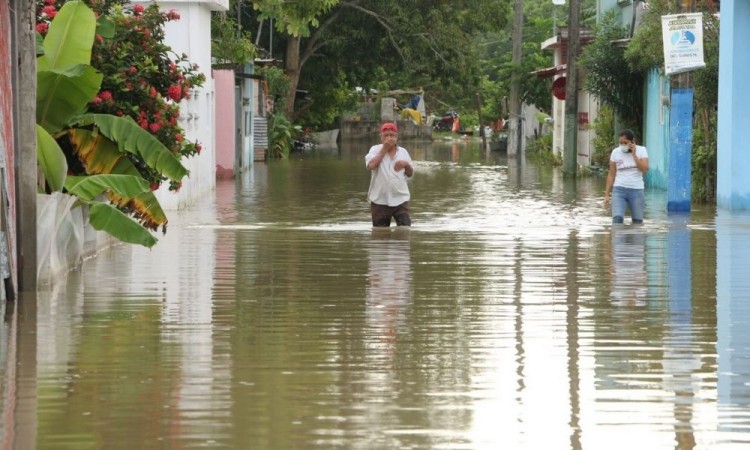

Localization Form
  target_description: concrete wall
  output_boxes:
[643,69,670,190]
[551,89,598,167]
[134,0,228,209]
[717,0,750,210]
[213,69,236,179]
[598,0,633,26]
[548,43,598,166]
[341,119,431,141]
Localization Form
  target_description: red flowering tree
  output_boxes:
[36,0,205,192]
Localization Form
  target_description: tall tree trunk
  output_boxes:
[284,35,302,120]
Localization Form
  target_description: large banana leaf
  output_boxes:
[38,65,102,133]
[37,1,96,71]
[68,129,138,175]
[68,129,168,230]
[36,124,68,192]
[65,175,150,202]
[71,114,189,182]
[88,202,157,248]
[119,191,169,232]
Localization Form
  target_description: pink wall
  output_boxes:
[213,69,236,178]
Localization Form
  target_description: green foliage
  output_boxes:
[36,124,68,192]
[622,1,720,202]
[258,65,292,115]
[34,0,198,245]
[254,0,339,37]
[211,12,257,67]
[692,109,717,203]
[526,134,560,166]
[71,114,188,182]
[37,65,103,132]
[460,111,479,129]
[694,12,719,110]
[37,0,96,70]
[591,104,615,167]
[268,113,299,159]
[64,174,150,202]
[249,0,510,121]
[84,2,205,188]
[579,11,644,125]
[623,0,674,72]
[88,202,158,247]
[692,12,719,202]
[296,68,358,129]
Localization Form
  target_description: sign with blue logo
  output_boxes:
[661,13,705,75]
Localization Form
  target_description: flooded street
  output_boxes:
[3,140,750,449]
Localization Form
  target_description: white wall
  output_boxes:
[550,84,599,167]
[135,0,228,210]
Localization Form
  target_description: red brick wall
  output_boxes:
[1,0,18,285]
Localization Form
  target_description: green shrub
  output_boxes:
[268,113,300,159]
[526,134,560,166]
[579,11,644,126]
[591,104,615,167]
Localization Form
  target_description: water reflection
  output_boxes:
[663,214,699,449]
[609,226,648,306]
[365,228,412,354]
[717,210,750,443]
[4,140,750,449]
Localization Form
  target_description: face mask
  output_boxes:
[619,145,630,153]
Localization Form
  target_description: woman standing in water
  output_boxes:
[604,129,649,224]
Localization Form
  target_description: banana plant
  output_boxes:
[36,1,189,247]
[65,175,156,247]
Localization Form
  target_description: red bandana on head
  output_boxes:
[380,122,398,133]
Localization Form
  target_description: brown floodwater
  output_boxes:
[2,139,750,449]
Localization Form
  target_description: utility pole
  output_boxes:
[509,0,524,158]
[12,0,38,291]
[563,0,581,177]
[667,0,696,212]
[476,93,487,150]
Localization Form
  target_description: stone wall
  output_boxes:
[341,120,432,141]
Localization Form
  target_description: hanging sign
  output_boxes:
[661,13,705,75]
[552,77,566,100]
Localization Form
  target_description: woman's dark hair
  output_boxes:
[618,129,635,141]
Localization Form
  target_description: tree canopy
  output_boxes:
[242,0,597,129]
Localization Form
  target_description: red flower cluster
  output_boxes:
[91,90,114,105]
[42,4,57,18]
[35,0,205,191]
[167,84,182,101]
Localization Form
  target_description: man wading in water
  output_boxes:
[365,122,414,227]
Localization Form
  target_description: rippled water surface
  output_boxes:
[3,140,750,449]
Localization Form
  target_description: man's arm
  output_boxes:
[366,145,389,170]
[394,159,413,177]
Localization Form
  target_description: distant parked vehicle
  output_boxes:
[433,109,459,132]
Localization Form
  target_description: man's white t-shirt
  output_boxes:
[365,144,412,206]
[610,145,648,189]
